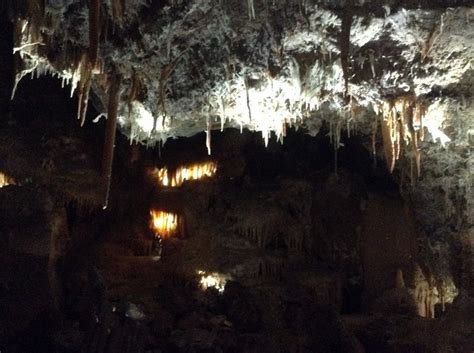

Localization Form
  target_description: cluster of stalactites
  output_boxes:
[12,0,105,119]
[12,1,126,209]
[376,95,426,181]
[394,266,456,319]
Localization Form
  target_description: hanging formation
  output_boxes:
[378,95,426,181]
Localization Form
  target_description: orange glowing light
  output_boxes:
[150,210,179,238]
[0,172,15,188]
[151,161,217,187]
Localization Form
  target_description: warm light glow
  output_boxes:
[0,172,15,188]
[151,161,217,187]
[150,210,179,238]
[197,270,230,293]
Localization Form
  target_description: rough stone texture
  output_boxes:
[8,1,474,297]
[10,2,474,139]
[1,1,474,352]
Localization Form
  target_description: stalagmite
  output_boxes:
[102,73,121,209]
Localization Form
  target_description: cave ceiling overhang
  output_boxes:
[8,0,474,212]
[11,0,474,148]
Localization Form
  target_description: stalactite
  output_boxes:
[380,96,426,176]
[158,49,188,128]
[414,102,425,141]
[368,49,376,78]
[127,71,140,121]
[371,118,378,169]
[77,55,93,127]
[102,73,121,209]
[206,116,212,155]
[89,0,101,69]
[333,118,343,176]
[263,129,269,148]
[381,102,399,173]
[340,0,353,96]
[247,0,256,20]
[244,76,252,122]
[220,97,226,132]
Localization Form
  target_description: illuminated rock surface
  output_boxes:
[0,1,473,353]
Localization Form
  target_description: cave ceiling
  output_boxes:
[11,0,473,141]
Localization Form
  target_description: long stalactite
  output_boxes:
[77,54,93,127]
[102,73,121,209]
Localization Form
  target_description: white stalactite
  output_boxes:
[369,49,376,78]
[220,97,226,132]
[247,0,256,20]
[206,115,212,155]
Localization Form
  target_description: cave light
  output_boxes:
[0,172,15,188]
[150,161,217,187]
[197,270,230,293]
[150,210,179,238]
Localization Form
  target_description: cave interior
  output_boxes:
[0,1,473,353]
